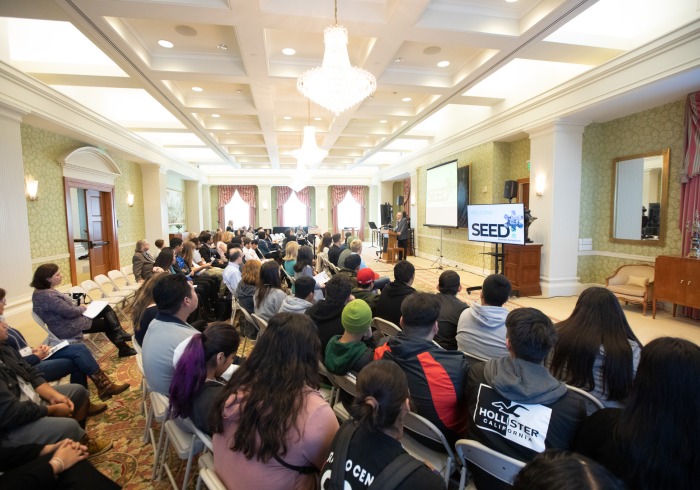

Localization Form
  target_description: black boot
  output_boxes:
[117,341,137,358]
[104,307,132,342]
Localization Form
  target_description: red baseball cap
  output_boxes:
[357,268,379,285]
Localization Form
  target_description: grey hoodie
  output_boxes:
[483,357,567,405]
[278,296,314,314]
[456,302,509,359]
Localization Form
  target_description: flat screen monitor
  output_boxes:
[467,203,525,245]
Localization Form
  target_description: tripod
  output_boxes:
[430,227,445,269]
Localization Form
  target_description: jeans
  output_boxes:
[36,343,100,387]
[373,276,391,291]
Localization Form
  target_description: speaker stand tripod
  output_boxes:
[430,228,445,270]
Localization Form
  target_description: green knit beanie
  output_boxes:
[341,299,372,334]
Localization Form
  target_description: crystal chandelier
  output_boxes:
[297,1,376,115]
[291,99,328,168]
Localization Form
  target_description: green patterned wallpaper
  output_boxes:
[21,124,145,284]
[578,100,685,283]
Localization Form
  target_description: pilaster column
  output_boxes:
[141,165,169,244]
[185,180,203,233]
[368,184,379,227]
[409,170,418,228]
[202,185,212,231]
[258,185,273,229]
[314,185,329,231]
[527,120,587,297]
[0,105,33,307]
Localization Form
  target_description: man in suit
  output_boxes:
[394,211,409,259]
[132,239,155,282]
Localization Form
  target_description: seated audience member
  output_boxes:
[132,239,155,282]
[282,241,299,278]
[465,308,586,490]
[320,360,445,489]
[199,233,226,269]
[337,253,361,288]
[513,450,625,490]
[374,260,416,326]
[456,274,511,359]
[155,248,210,322]
[0,439,120,489]
[223,250,243,296]
[253,261,288,321]
[241,237,257,262]
[324,299,375,375]
[179,241,220,312]
[574,337,699,490]
[279,276,316,314]
[337,238,360,268]
[235,260,261,339]
[375,292,469,443]
[0,322,111,454]
[339,232,353,252]
[31,264,136,358]
[256,231,271,256]
[153,238,165,258]
[351,268,380,312]
[211,313,339,490]
[153,247,177,274]
[250,239,264,260]
[306,275,354,353]
[327,233,343,266]
[142,274,200,395]
[550,287,642,407]
[169,323,240,436]
[434,270,468,350]
[2,287,127,407]
[130,272,169,346]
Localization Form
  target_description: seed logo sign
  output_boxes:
[466,204,526,245]
[474,384,551,452]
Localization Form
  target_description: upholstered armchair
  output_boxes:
[605,264,655,316]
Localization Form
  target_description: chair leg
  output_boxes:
[143,399,153,444]
[181,434,197,490]
[152,422,168,480]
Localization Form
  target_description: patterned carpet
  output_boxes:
[86,251,526,489]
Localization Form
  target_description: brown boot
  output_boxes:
[88,400,108,416]
[89,369,130,401]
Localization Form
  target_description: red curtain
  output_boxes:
[218,185,257,228]
[277,186,312,227]
[296,187,312,226]
[403,178,411,216]
[331,186,367,240]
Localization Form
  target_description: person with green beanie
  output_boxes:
[324,299,376,375]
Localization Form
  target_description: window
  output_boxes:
[337,190,361,230]
[283,192,308,227]
[224,190,250,228]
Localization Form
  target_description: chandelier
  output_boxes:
[297,1,376,115]
[291,99,328,168]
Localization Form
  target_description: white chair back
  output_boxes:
[401,411,456,485]
[199,468,227,490]
[31,311,62,346]
[372,317,401,337]
[251,313,268,336]
[121,265,137,285]
[565,384,605,415]
[108,269,140,291]
[94,274,134,298]
[455,439,525,490]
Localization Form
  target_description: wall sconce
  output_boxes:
[262,200,268,211]
[535,174,546,196]
[320,200,325,210]
[127,192,134,207]
[26,178,39,201]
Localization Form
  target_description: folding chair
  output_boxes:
[327,372,357,422]
[31,311,63,346]
[460,351,489,365]
[81,279,131,324]
[146,391,170,478]
[94,274,135,301]
[455,439,525,490]
[566,384,605,415]
[251,313,268,337]
[281,266,295,288]
[156,418,205,489]
[108,269,141,292]
[317,362,335,403]
[199,468,227,490]
[401,411,457,485]
[66,286,107,352]
[372,317,401,337]
[121,265,137,285]
[238,306,258,352]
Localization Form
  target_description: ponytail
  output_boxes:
[169,334,207,419]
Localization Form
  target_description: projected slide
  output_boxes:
[425,160,458,227]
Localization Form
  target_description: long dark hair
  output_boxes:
[293,245,314,274]
[169,323,240,420]
[210,313,321,462]
[318,234,332,254]
[254,261,282,307]
[612,337,699,490]
[550,287,641,401]
[154,248,175,271]
[30,263,59,289]
[351,360,409,432]
[131,272,167,330]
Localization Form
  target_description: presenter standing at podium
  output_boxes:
[394,212,409,259]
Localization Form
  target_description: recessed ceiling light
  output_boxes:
[212,113,220,118]
[192,86,203,92]
[402,97,412,102]
[380,119,387,123]
[217,43,228,50]
[282,48,296,56]
[283,116,292,120]
[314,117,322,121]
[506,0,518,3]
[158,39,174,48]
[437,60,450,68]
[394,57,403,63]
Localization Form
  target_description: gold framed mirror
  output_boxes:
[610,148,670,246]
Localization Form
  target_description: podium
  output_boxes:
[381,230,402,264]
[503,244,542,296]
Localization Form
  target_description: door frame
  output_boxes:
[64,177,120,286]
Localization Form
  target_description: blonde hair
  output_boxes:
[283,241,299,261]
[213,230,224,244]
[182,241,196,266]
[350,239,363,253]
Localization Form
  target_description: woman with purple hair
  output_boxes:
[168,322,240,435]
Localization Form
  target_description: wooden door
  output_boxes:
[85,189,110,277]
[683,259,700,307]
[653,256,684,303]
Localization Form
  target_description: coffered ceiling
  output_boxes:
[0,0,698,181]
